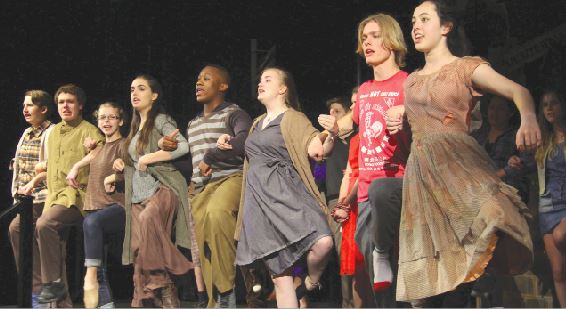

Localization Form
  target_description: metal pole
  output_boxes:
[16,195,33,308]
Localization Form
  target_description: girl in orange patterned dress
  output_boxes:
[386,0,541,305]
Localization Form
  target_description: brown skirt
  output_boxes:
[130,186,192,307]
[397,132,533,302]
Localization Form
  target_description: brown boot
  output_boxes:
[161,284,180,308]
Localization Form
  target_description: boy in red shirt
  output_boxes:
[352,13,411,296]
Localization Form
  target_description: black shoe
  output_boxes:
[217,289,235,308]
[38,282,66,304]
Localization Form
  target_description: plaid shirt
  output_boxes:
[14,120,52,203]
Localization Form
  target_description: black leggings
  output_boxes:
[368,177,403,253]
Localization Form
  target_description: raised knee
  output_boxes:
[370,183,389,197]
[368,179,394,203]
[207,209,234,225]
[554,229,566,249]
[82,215,100,231]
[316,236,334,253]
[35,216,49,233]
[138,204,160,223]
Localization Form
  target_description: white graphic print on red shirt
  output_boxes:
[353,70,408,202]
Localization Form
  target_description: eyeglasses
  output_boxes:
[97,115,120,121]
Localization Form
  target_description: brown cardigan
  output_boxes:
[234,109,328,241]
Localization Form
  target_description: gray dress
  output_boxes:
[235,113,331,275]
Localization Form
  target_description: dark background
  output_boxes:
[1,0,565,305]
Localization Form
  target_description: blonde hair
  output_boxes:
[356,13,407,68]
[536,89,566,165]
[93,101,125,120]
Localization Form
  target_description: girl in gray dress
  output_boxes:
[229,67,338,308]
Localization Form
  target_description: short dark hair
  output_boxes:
[325,96,350,112]
[54,84,87,106]
[487,95,519,128]
[24,90,52,118]
[204,64,231,87]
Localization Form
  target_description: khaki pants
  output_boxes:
[191,173,242,308]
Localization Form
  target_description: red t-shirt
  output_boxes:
[348,134,360,179]
[353,70,410,202]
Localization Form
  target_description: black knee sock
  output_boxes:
[197,291,208,307]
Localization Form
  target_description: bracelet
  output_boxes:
[337,201,351,210]
[331,203,351,222]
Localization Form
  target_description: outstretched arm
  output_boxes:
[139,117,189,171]
[18,171,47,196]
[66,150,97,188]
[203,110,252,163]
[471,64,541,151]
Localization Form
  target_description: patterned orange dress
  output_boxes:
[396,57,533,301]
